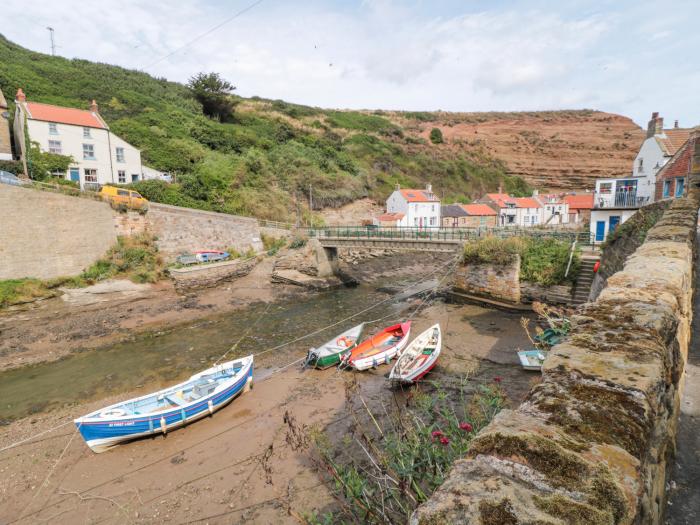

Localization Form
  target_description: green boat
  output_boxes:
[305,323,365,369]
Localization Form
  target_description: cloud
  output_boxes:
[2,0,699,126]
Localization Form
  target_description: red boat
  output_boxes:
[341,322,411,371]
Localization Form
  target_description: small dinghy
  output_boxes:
[389,324,441,384]
[305,323,365,369]
[517,349,548,371]
[75,356,254,453]
[341,322,411,371]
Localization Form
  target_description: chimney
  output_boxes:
[498,183,503,195]
[647,111,664,138]
[425,183,432,194]
[15,88,26,102]
[90,99,98,113]
[394,183,400,191]
[674,120,679,129]
[532,189,539,197]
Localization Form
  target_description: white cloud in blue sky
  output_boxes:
[3,0,699,127]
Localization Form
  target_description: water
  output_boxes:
[0,280,429,422]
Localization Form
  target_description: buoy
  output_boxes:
[593,261,600,273]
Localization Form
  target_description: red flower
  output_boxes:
[493,376,503,383]
[459,422,473,432]
[439,436,450,445]
[431,430,443,440]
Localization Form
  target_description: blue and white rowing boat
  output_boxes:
[74,356,254,453]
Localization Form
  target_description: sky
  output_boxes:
[3,0,699,127]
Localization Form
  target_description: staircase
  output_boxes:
[572,256,599,305]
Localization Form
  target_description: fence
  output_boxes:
[302,225,595,244]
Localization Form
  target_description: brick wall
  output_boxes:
[0,184,116,279]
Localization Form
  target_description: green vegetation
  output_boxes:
[462,236,580,285]
[261,233,287,256]
[0,34,531,221]
[429,127,444,144]
[0,233,164,308]
[305,378,506,524]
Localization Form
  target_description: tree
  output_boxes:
[187,72,237,122]
[429,127,444,144]
[26,142,73,181]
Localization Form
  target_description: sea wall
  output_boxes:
[0,184,116,280]
[453,256,521,304]
[413,187,700,524]
[145,203,263,262]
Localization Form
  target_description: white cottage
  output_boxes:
[588,112,691,243]
[13,89,142,189]
[384,184,440,228]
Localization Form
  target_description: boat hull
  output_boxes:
[75,361,253,453]
[312,350,350,369]
[350,325,411,371]
[389,324,441,384]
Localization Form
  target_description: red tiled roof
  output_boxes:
[563,194,594,210]
[513,197,541,209]
[461,203,497,216]
[376,212,405,221]
[656,129,691,156]
[483,193,516,207]
[399,189,439,202]
[657,140,692,182]
[24,102,107,129]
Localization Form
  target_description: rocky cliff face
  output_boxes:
[402,110,644,191]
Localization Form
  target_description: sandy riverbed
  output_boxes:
[0,252,536,524]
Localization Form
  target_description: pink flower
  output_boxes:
[439,436,450,445]
[459,422,473,432]
[493,376,503,383]
[431,430,443,440]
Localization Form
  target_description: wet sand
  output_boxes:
[0,299,535,524]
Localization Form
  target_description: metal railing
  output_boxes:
[257,219,295,230]
[303,225,594,244]
[594,191,649,209]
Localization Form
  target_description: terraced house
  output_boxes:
[0,88,12,161]
[12,89,142,189]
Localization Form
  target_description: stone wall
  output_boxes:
[146,203,263,262]
[453,256,521,304]
[520,281,573,306]
[413,189,700,524]
[113,210,147,237]
[168,257,259,293]
[0,184,116,280]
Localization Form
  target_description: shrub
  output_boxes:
[462,236,527,265]
[429,127,444,144]
[261,233,287,256]
[80,233,164,284]
[0,279,56,307]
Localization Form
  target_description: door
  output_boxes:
[69,168,80,182]
[595,221,605,242]
[609,216,621,233]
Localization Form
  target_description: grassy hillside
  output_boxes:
[0,34,535,222]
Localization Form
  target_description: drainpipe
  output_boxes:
[106,129,115,184]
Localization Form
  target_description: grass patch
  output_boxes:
[81,233,165,284]
[303,378,506,524]
[261,233,287,256]
[0,279,57,307]
[462,236,580,285]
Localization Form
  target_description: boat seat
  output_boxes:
[164,394,187,407]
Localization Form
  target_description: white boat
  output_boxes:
[517,349,548,371]
[341,322,411,371]
[389,324,441,383]
[305,323,365,369]
[75,356,254,453]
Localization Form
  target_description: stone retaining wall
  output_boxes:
[412,188,700,524]
[147,203,263,262]
[168,257,259,293]
[453,256,521,304]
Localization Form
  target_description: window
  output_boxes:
[532,216,538,224]
[599,182,612,194]
[84,169,98,182]
[116,147,125,163]
[131,173,139,182]
[675,178,685,198]
[414,217,419,226]
[117,189,130,196]
[131,192,143,199]
[524,216,530,224]
[48,140,62,154]
[663,180,671,198]
[83,127,92,138]
[83,143,95,160]
[118,170,126,183]
[638,158,644,171]
[50,169,65,177]
[49,122,58,135]
[429,216,436,226]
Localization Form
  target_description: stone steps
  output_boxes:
[572,257,600,304]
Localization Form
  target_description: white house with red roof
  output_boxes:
[13,88,142,189]
[534,192,570,225]
[478,192,544,227]
[589,112,692,243]
[384,184,440,228]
